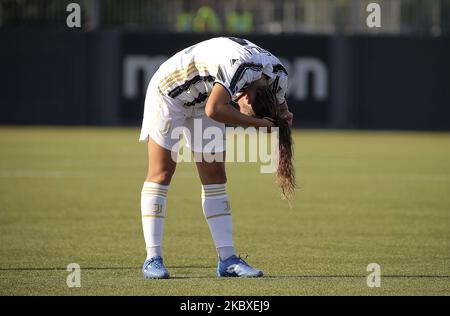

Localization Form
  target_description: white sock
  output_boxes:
[141,182,168,260]
[201,184,235,261]
[217,246,235,261]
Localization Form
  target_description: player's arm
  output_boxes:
[279,101,293,126]
[205,83,274,128]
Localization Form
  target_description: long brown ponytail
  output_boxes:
[252,85,295,200]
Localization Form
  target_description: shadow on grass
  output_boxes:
[1,267,449,279]
[0,265,215,271]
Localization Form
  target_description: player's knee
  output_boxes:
[203,170,227,185]
[146,168,175,185]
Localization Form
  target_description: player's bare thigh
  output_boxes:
[145,136,177,185]
[195,152,227,185]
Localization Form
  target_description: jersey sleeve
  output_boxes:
[270,63,289,105]
[214,58,263,98]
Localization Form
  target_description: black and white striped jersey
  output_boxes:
[155,37,288,108]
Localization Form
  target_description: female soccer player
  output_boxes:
[139,37,294,279]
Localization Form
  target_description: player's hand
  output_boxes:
[279,102,293,126]
[260,117,275,127]
[258,117,276,132]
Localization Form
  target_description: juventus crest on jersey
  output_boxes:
[155,37,289,108]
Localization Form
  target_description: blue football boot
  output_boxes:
[217,255,263,278]
[142,256,170,279]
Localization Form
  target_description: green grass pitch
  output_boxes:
[0,127,449,295]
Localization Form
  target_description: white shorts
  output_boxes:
[139,73,225,153]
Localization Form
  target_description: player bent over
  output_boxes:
[139,37,295,279]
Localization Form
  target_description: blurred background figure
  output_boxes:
[176,0,222,33]
[225,0,253,34]
[175,0,195,33]
[192,0,222,33]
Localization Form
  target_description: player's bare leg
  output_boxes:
[141,137,176,279]
[196,154,263,277]
[145,136,177,185]
[195,152,226,185]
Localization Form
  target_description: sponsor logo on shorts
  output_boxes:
[160,120,171,136]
